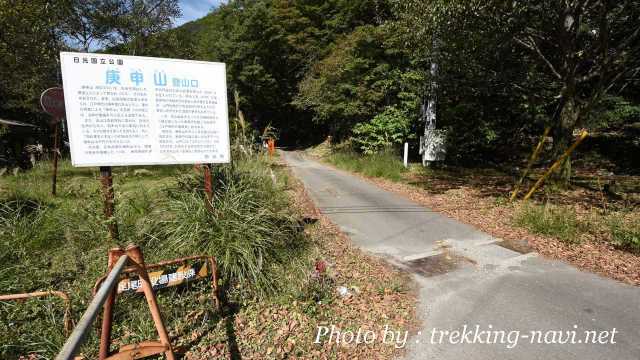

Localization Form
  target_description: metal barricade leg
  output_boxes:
[99,248,125,360]
[125,245,176,360]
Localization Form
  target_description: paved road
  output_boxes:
[283,151,640,360]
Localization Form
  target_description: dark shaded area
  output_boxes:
[578,128,640,175]
[0,124,50,170]
[218,283,242,360]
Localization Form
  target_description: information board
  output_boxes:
[60,52,230,167]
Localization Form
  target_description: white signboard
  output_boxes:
[60,52,230,167]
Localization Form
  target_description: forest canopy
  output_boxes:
[1,0,639,175]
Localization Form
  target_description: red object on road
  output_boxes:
[315,260,327,274]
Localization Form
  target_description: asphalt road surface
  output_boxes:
[283,150,640,360]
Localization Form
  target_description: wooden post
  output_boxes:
[99,247,125,360]
[125,245,176,360]
[523,130,589,201]
[51,121,60,196]
[510,127,550,201]
[97,169,120,360]
[268,139,275,157]
[100,166,119,242]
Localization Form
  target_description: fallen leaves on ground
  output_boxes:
[184,159,417,359]
[348,166,640,286]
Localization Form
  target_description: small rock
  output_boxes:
[337,286,350,297]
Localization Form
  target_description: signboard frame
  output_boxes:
[59,52,231,168]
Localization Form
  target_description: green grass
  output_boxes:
[607,214,640,253]
[514,203,581,243]
[0,154,313,359]
[513,202,640,251]
[326,150,407,181]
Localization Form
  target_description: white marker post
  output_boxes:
[403,142,409,168]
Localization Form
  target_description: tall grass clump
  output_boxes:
[147,157,309,299]
[514,203,581,243]
[327,150,407,181]
[0,154,312,358]
[607,214,640,253]
[0,198,66,293]
[0,198,69,357]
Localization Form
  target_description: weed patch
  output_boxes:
[0,156,312,358]
[514,203,581,243]
[327,150,407,181]
[607,214,640,253]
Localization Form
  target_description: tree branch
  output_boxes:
[514,35,563,80]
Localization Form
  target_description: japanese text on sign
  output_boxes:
[60,52,230,167]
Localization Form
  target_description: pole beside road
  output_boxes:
[100,166,119,242]
[51,121,60,195]
[40,87,65,196]
[404,142,409,168]
[523,130,589,201]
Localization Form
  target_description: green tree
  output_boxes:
[119,0,181,55]
[195,0,392,145]
[509,0,640,182]
[295,24,419,139]
[397,0,640,175]
[0,0,64,121]
[395,0,541,164]
[59,0,113,51]
[352,106,412,154]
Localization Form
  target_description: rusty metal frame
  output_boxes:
[55,245,180,360]
[93,252,220,360]
[0,290,72,335]
[74,245,176,360]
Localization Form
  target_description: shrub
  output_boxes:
[0,156,312,357]
[149,158,309,299]
[352,107,412,155]
[0,199,69,357]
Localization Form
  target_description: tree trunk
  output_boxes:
[552,96,579,186]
